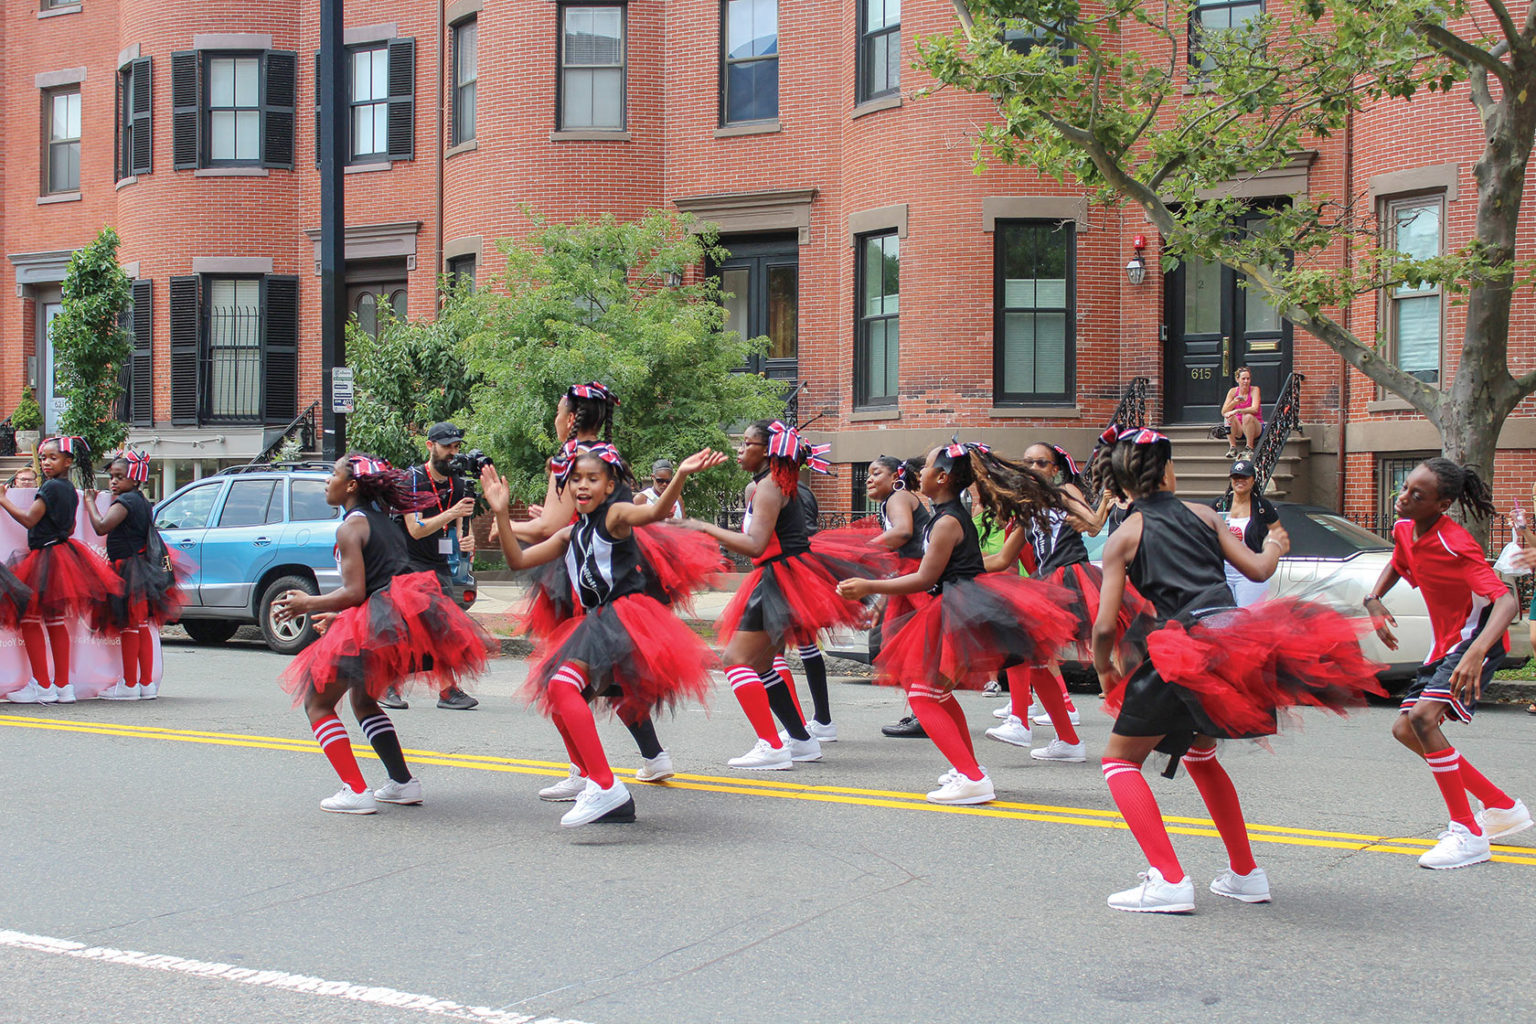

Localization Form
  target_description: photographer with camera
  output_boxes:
[383,422,481,711]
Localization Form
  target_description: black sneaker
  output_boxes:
[437,687,479,711]
[378,687,408,710]
[881,715,927,738]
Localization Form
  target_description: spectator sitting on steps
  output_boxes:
[1220,366,1263,460]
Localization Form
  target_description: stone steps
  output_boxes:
[1158,425,1312,503]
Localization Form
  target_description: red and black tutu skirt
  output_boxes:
[524,593,717,721]
[0,563,32,629]
[1044,560,1158,663]
[8,539,121,629]
[874,573,1079,694]
[107,552,189,629]
[881,556,933,640]
[717,528,895,648]
[280,571,495,704]
[1105,594,1387,749]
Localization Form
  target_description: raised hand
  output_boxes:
[480,465,511,512]
[677,448,728,477]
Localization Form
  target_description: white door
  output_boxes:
[41,301,65,434]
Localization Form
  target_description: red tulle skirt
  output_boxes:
[525,593,717,721]
[1104,598,1388,739]
[717,529,895,648]
[8,540,122,629]
[1045,560,1157,662]
[875,573,1079,693]
[0,562,32,629]
[882,556,933,637]
[107,552,189,629]
[280,572,495,704]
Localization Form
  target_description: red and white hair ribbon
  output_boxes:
[44,435,89,456]
[802,442,832,475]
[568,381,619,406]
[1098,425,1122,447]
[553,440,624,488]
[347,455,392,477]
[1119,427,1169,446]
[1051,444,1080,476]
[944,439,991,459]
[767,420,800,460]
[122,450,151,483]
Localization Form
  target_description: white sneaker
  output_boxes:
[1033,708,1082,727]
[635,751,675,783]
[36,685,59,704]
[561,779,635,827]
[1027,701,1046,719]
[53,683,77,704]
[985,715,1032,748]
[1476,799,1534,841]
[539,765,588,802]
[728,738,793,771]
[777,732,823,762]
[926,771,996,805]
[5,681,42,704]
[1209,866,1271,903]
[992,704,1012,720]
[1107,867,1196,913]
[807,720,838,742]
[320,786,377,815]
[140,681,159,700]
[1418,822,1492,870]
[1030,738,1087,763]
[374,777,423,805]
[100,682,140,701]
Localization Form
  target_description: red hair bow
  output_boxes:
[568,381,619,405]
[1119,427,1169,446]
[767,420,800,460]
[347,455,392,477]
[122,450,151,483]
[553,440,623,488]
[44,435,89,456]
[1051,444,1079,476]
[802,442,832,475]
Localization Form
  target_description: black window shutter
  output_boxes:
[131,279,154,426]
[262,50,298,170]
[313,51,321,166]
[386,38,415,161]
[171,51,201,170]
[261,275,299,423]
[169,275,201,425]
[130,57,153,176]
[115,69,126,181]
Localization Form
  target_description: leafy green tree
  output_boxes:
[51,227,134,457]
[464,210,786,516]
[346,287,479,469]
[923,0,1536,531]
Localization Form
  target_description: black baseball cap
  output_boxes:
[1229,459,1257,478]
[427,422,464,444]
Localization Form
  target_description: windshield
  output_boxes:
[1080,503,1391,562]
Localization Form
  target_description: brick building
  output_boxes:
[3,1,1534,520]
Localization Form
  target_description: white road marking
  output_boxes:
[0,929,592,1024]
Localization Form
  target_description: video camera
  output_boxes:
[448,448,494,498]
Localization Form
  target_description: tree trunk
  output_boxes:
[1437,392,1505,546]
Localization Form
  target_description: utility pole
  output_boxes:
[318,0,346,459]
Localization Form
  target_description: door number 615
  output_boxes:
[1190,367,1213,380]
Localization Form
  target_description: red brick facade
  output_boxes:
[4,1,1535,518]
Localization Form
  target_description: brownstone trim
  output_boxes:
[118,45,141,71]
[674,188,815,244]
[847,204,908,246]
[191,257,274,274]
[36,192,82,205]
[851,93,902,119]
[1194,151,1317,200]
[1368,163,1459,202]
[303,221,422,274]
[988,405,1082,418]
[849,408,901,423]
[446,0,482,23]
[344,23,399,45]
[442,235,481,260]
[192,33,274,51]
[826,426,1104,465]
[37,4,82,18]
[446,139,479,157]
[548,130,631,141]
[35,67,86,89]
[714,120,781,138]
[981,197,1088,231]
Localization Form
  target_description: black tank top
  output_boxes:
[29,478,78,549]
[565,495,646,608]
[1031,507,1090,576]
[346,505,410,596]
[924,498,986,592]
[751,471,810,560]
[1106,503,1131,535]
[881,493,930,561]
[106,490,152,560]
[1127,491,1234,619]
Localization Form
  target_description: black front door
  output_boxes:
[712,235,799,384]
[1163,220,1292,423]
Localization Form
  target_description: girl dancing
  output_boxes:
[275,456,493,814]
[486,445,724,826]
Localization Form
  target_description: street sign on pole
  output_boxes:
[331,367,355,414]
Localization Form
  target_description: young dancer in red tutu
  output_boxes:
[684,420,892,770]
[0,436,120,704]
[1368,458,1530,868]
[1092,428,1383,912]
[867,455,933,739]
[274,455,494,814]
[837,441,1079,804]
[485,444,725,826]
[84,451,186,700]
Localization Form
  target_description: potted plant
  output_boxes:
[11,388,42,454]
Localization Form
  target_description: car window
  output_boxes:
[1278,507,1393,558]
[218,480,279,528]
[155,483,223,530]
[290,478,341,521]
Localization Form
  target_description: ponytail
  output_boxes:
[937,439,1062,536]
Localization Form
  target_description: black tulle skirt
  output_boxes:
[717,528,895,648]
[1044,560,1158,663]
[107,554,187,629]
[0,562,32,629]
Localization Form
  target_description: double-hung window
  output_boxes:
[44,88,82,193]
[208,56,262,164]
[116,57,153,180]
[1384,197,1443,385]
[174,48,298,170]
[559,4,626,130]
[350,46,389,161]
[858,0,901,103]
[995,220,1075,405]
[1189,0,1264,70]
[453,17,478,144]
[855,232,900,407]
[722,0,778,124]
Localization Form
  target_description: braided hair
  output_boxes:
[574,444,638,493]
[1422,457,1496,520]
[872,454,923,492]
[565,382,618,442]
[343,454,435,514]
[1086,430,1125,502]
[1108,431,1174,500]
[935,440,1062,537]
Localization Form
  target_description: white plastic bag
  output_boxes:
[1494,541,1530,576]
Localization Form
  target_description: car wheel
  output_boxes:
[260,574,319,656]
[181,619,240,645]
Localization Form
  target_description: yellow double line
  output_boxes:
[4,713,1535,865]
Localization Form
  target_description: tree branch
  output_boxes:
[1417,22,1512,87]
[948,0,976,36]
[1479,0,1523,51]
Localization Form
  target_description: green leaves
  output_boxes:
[50,227,134,458]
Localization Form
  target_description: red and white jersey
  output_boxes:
[1391,517,1508,663]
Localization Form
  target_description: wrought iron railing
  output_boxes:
[248,401,319,466]
[1215,371,1304,511]
[782,378,808,427]
[202,306,264,424]
[0,418,15,458]
[1084,376,1151,505]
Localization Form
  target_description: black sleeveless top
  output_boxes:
[29,478,77,549]
[881,493,930,561]
[346,504,410,596]
[565,495,646,608]
[924,498,986,593]
[1105,502,1131,535]
[1127,491,1234,619]
[106,490,153,560]
[1030,508,1089,576]
[749,471,810,561]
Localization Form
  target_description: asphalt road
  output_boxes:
[2,639,1534,1024]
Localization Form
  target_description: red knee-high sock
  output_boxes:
[1425,748,1482,834]
[311,715,367,793]
[137,625,155,688]
[45,621,70,689]
[546,664,612,788]
[726,664,783,746]
[1458,753,1515,811]
[20,619,52,687]
[551,713,586,775]
[1181,746,1256,874]
[1032,669,1081,744]
[1059,673,1078,714]
[772,655,804,716]
[120,629,141,688]
[938,689,977,759]
[1102,758,1185,882]
[1006,665,1034,721]
[911,689,982,780]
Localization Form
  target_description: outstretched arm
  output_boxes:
[275,517,368,619]
[837,516,960,599]
[982,523,1028,574]
[0,485,46,528]
[607,449,727,533]
[682,477,780,558]
[512,471,576,543]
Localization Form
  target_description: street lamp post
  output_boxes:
[318,0,347,459]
